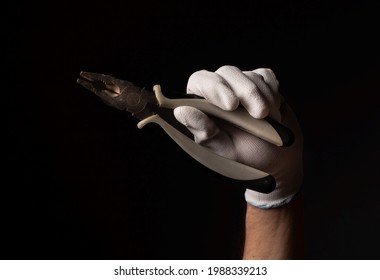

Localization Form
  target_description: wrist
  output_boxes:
[243,192,304,259]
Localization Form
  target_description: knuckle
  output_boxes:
[187,70,208,91]
[255,68,277,78]
[261,68,275,75]
[255,68,279,91]
[250,71,265,82]
[216,65,238,74]
[188,69,207,81]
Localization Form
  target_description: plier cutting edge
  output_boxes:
[77,72,294,193]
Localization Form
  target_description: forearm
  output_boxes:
[242,193,304,260]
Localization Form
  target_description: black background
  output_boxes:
[4,0,380,259]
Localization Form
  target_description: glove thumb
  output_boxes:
[173,106,237,160]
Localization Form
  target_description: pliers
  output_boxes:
[77,72,294,193]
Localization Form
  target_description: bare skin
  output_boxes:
[243,194,304,259]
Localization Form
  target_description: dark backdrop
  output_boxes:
[4,0,380,259]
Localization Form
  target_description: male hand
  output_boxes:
[174,66,303,208]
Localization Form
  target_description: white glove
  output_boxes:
[174,66,303,209]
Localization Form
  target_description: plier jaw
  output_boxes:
[77,72,122,97]
[77,71,156,113]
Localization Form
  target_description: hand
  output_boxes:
[174,66,303,208]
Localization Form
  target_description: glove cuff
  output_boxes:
[245,183,301,209]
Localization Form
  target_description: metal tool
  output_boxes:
[77,72,294,193]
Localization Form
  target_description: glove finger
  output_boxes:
[187,70,239,111]
[173,106,238,160]
[252,68,279,93]
[215,65,269,119]
[243,70,281,122]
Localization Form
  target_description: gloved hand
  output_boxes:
[174,66,303,208]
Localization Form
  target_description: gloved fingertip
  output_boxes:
[173,106,207,129]
[174,106,220,143]
[222,96,239,111]
[248,104,270,119]
[173,106,189,126]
